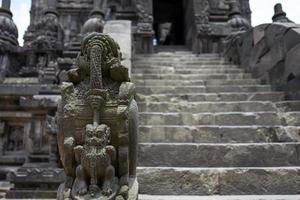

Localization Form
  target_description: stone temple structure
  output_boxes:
[0,0,300,199]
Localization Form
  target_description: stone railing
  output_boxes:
[224,23,300,99]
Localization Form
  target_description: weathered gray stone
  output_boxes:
[139,112,282,126]
[132,68,244,74]
[137,167,300,195]
[136,86,206,94]
[139,126,293,143]
[139,195,300,200]
[284,43,300,79]
[276,101,300,112]
[138,101,277,112]
[132,73,252,80]
[138,143,300,167]
[136,92,285,103]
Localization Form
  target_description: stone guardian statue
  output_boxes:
[56,32,139,200]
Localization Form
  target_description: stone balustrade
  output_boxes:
[224,22,300,99]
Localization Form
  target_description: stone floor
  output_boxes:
[133,51,300,197]
[139,195,300,200]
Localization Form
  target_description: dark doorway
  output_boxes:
[153,0,185,45]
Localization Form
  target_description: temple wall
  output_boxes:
[224,23,300,99]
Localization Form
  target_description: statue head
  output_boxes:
[85,124,110,148]
[78,33,122,89]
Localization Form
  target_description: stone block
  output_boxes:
[253,24,269,45]
[138,143,300,167]
[139,126,293,143]
[138,101,277,112]
[137,167,300,195]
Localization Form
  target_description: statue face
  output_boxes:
[85,124,110,147]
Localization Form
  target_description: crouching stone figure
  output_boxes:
[56,33,139,200]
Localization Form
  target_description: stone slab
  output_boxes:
[132,73,252,80]
[133,79,260,87]
[0,84,40,95]
[136,85,272,94]
[132,68,244,74]
[137,167,300,195]
[138,143,300,167]
[139,125,297,143]
[139,112,282,126]
[139,195,300,200]
[138,101,277,112]
[136,92,285,103]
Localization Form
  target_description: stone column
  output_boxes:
[0,121,5,155]
[29,115,46,154]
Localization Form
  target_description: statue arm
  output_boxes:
[119,82,136,102]
[110,63,130,82]
[74,145,84,163]
[106,146,117,162]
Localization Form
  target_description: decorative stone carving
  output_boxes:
[239,0,251,24]
[22,0,64,78]
[272,3,293,23]
[81,0,106,35]
[4,126,24,152]
[135,0,154,53]
[0,0,19,82]
[194,0,211,35]
[228,1,251,31]
[57,33,138,200]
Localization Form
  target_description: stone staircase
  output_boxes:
[0,181,12,199]
[133,51,300,199]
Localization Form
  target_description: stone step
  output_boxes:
[132,68,244,74]
[139,125,299,143]
[136,92,285,103]
[139,195,300,200]
[137,167,300,195]
[134,80,205,86]
[134,61,231,66]
[155,45,190,52]
[133,79,260,86]
[0,181,12,199]
[134,64,239,69]
[138,101,277,112]
[62,51,78,58]
[135,57,227,61]
[132,73,252,80]
[135,53,220,58]
[136,86,206,94]
[138,143,300,167]
[136,86,272,95]
[206,85,272,93]
[135,54,224,58]
[281,112,300,126]
[135,52,221,57]
[205,79,261,85]
[276,101,300,112]
[139,112,283,126]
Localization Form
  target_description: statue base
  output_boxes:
[57,178,138,200]
[127,178,139,200]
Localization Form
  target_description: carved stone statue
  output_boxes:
[57,32,138,200]
[72,124,117,198]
